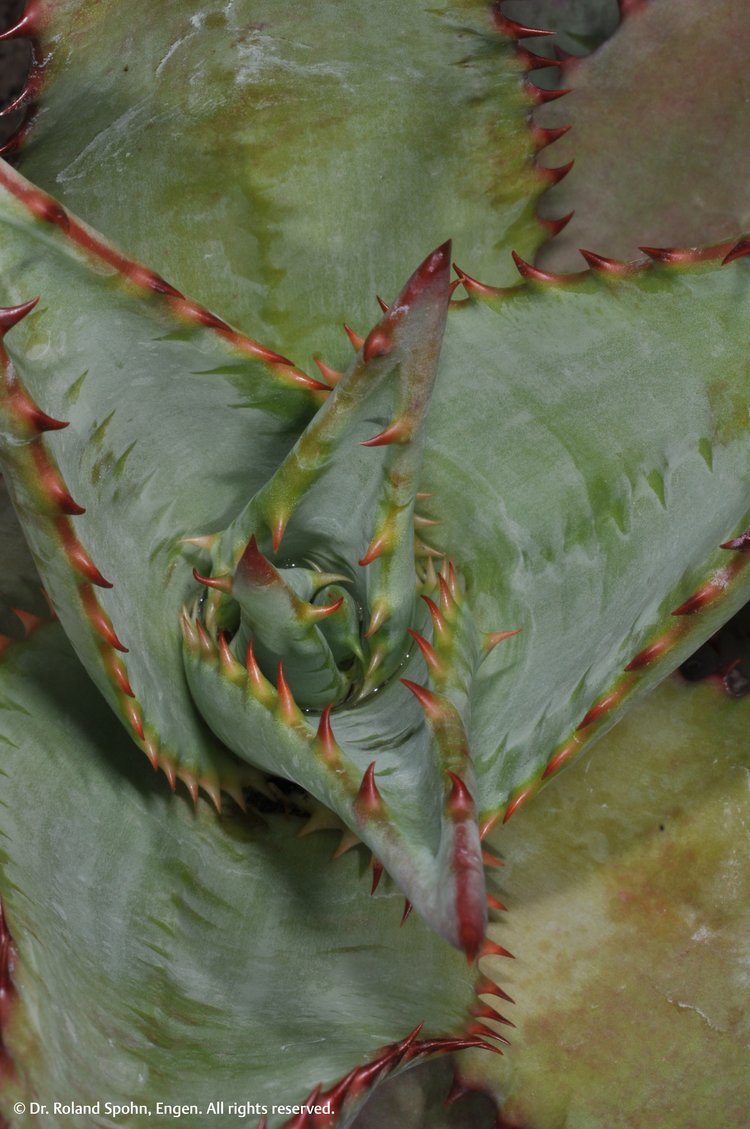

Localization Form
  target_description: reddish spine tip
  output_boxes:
[577,688,623,730]
[480,939,515,960]
[244,638,262,678]
[354,762,384,820]
[421,594,446,635]
[363,325,394,362]
[407,627,441,674]
[531,123,572,149]
[276,661,297,718]
[218,631,235,667]
[445,771,474,819]
[271,517,286,554]
[538,159,574,186]
[526,81,572,105]
[539,210,575,237]
[503,784,537,823]
[361,418,409,447]
[625,638,669,671]
[511,250,572,284]
[638,245,677,263]
[579,248,639,276]
[541,737,580,779]
[486,894,508,913]
[400,677,442,720]
[400,899,413,926]
[358,534,387,567]
[0,297,40,334]
[312,356,341,386]
[721,529,750,551]
[492,8,553,38]
[316,704,338,759]
[376,295,389,313]
[370,858,384,895]
[723,238,750,266]
[343,323,364,350]
[191,567,231,593]
[672,580,723,616]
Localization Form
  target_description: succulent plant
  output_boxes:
[1,0,749,1125]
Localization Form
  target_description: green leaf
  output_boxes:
[0,160,322,803]
[17,0,545,365]
[0,623,491,1129]
[3,162,750,948]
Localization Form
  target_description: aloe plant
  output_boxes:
[1,0,749,1125]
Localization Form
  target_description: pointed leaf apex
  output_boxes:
[238,533,277,583]
[396,240,452,309]
[0,297,39,335]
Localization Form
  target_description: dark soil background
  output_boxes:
[0,0,32,153]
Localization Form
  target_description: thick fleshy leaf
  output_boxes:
[431,256,750,822]
[14,0,547,364]
[0,160,322,803]
[4,161,750,947]
[457,671,750,1127]
[0,623,495,1129]
[183,244,489,955]
[536,0,750,269]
